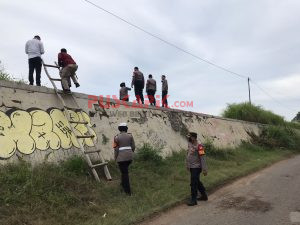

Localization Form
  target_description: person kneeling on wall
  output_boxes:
[186,132,208,206]
[113,123,135,195]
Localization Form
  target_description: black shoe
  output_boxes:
[75,83,80,88]
[63,89,71,94]
[187,199,197,206]
[36,83,41,86]
[197,194,208,201]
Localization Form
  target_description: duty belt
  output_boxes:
[118,146,132,151]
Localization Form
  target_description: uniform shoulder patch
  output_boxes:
[113,135,119,148]
[198,144,206,156]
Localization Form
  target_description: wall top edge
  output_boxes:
[0,80,264,126]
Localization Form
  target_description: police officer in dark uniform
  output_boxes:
[113,123,135,195]
[131,67,145,104]
[186,132,208,206]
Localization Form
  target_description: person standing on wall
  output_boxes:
[131,67,145,104]
[186,132,208,206]
[146,74,157,106]
[25,35,45,86]
[161,75,168,107]
[113,123,135,195]
[58,48,80,93]
[119,82,131,101]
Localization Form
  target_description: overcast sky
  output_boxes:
[0,0,299,120]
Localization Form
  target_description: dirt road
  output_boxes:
[141,155,300,225]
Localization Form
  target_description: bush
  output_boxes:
[249,125,300,150]
[286,121,300,130]
[222,102,285,125]
[135,143,163,163]
[203,139,234,160]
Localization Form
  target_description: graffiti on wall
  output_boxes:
[0,108,97,159]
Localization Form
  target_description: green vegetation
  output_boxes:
[0,60,27,84]
[0,143,297,225]
[222,102,285,125]
[249,125,300,150]
[292,112,300,122]
[102,134,109,145]
[286,121,300,130]
[0,61,13,81]
[135,143,163,163]
[203,138,234,160]
[222,102,300,149]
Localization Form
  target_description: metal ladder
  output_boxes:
[42,60,112,182]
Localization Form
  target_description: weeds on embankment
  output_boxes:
[222,102,300,130]
[0,142,298,225]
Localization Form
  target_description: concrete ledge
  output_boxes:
[0,80,265,126]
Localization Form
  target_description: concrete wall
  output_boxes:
[0,80,261,164]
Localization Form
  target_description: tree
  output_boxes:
[292,112,300,122]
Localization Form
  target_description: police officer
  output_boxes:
[119,82,131,101]
[186,132,208,206]
[113,123,135,195]
[161,75,168,107]
[146,74,157,106]
[131,67,145,104]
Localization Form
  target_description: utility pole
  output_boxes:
[248,77,251,105]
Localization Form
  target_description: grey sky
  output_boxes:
[0,0,299,120]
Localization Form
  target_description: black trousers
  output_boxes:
[147,90,156,105]
[162,90,168,107]
[134,90,144,105]
[28,57,42,85]
[190,168,206,201]
[118,160,132,194]
[120,97,129,102]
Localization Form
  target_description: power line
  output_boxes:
[83,0,248,80]
[82,0,298,114]
[250,80,298,112]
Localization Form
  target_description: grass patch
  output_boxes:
[135,143,163,164]
[249,125,300,150]
[0,144,297,225]
[203,139,234,160]
[222,102,285,125]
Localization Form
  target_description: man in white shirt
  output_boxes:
[25,35,45,86]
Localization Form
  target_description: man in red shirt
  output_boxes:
[58,48,80,93]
